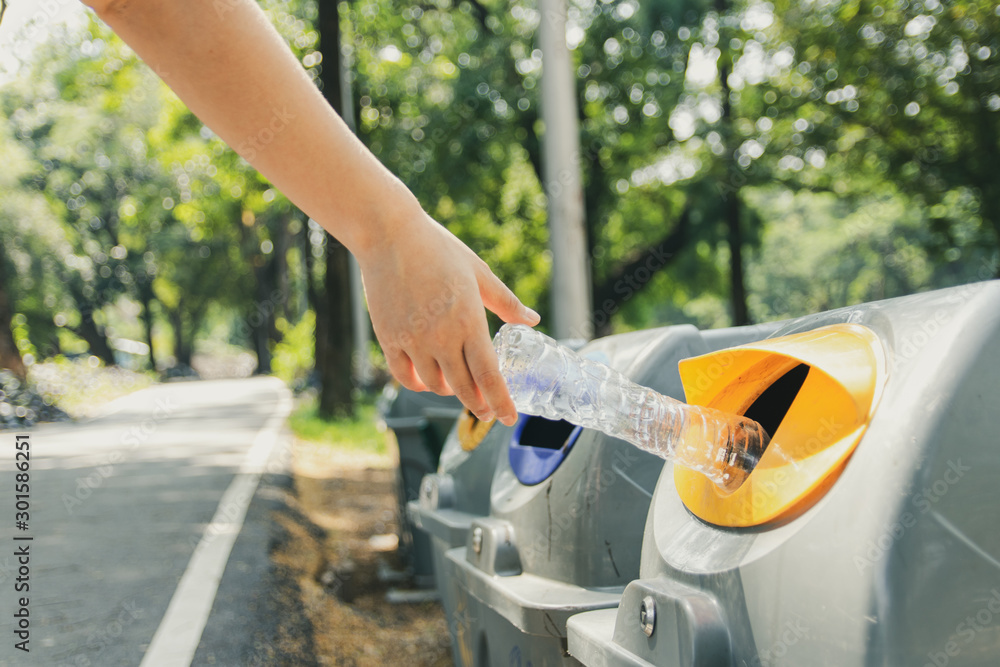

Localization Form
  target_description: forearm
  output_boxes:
[86,0,418,258]
[84,0,539,426]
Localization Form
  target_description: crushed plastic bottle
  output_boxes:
[494,324,771,493]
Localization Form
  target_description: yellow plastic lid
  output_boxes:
[674,324,886,527]
[457,409,495,451]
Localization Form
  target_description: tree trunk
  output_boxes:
[139,286,157,371]
[316,0,356,417]
[724,183,749,325]
[249,263,273,375]
[78,305,117,366]
[539,0,592,340]
[275,216,290,322]
[251,257,276,375]
[319,239,355,417]
[717,52,750,326]
[0,250,26,379]
[252,320,271,374]
[169,308,188,367]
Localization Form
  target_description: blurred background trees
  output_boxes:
[1,0,997,411]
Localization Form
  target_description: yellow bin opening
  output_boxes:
[674,324,887,527]
[457,409,495,452]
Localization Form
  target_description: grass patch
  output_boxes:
[289,395,388,455]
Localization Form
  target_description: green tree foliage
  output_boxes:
[0,4,314,374]
[772,0,1000,269]
[1,0,997,388]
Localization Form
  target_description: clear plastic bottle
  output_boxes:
[494,324,771,493]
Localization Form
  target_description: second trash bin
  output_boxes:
[411,410,516,666]
[438,322,784,666]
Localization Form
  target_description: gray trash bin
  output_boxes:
[379,385,462,587]
[436,322,784,666]
[567,280,1000,667]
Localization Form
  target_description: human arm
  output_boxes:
[82,0,539,425]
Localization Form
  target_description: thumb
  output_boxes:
[479,269,540,326]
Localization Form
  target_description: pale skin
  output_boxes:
[82,0,540,426]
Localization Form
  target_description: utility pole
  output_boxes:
[333,26,374,388]
[538,0,592,340]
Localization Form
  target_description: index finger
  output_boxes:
[464,330,518,426]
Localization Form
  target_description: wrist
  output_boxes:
[349,179,426,263]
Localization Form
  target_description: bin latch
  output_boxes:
[466,518,522,577]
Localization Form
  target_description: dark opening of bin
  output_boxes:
[518,416,577,450]
[743,363,810,446]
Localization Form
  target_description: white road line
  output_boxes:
[140,380,293,667]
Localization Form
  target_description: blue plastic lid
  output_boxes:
[508,414,583,486]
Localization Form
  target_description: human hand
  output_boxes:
[356,209,539,427]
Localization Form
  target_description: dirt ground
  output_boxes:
[270,439,454,666]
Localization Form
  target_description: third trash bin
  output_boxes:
[411,409,515,666]
[567,280,1000,667]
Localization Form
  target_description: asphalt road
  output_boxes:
[0,376,302,667]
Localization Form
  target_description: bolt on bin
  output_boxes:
[567,280,1000,667]
[439,321,784,667]
[377,384,462,588]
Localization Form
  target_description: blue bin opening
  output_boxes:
[508,414,583,485]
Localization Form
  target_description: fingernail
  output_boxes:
[524,307,540,322]
[500,414,517,427]
[479,411,495,422]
